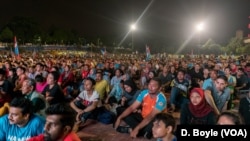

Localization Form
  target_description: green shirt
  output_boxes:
[25,91,46,113]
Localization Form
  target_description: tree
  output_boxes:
[241,44,250,54]
[226,37,244,54]
[0,27,13,42]
[201,38,222,55]
[6,16,42,43]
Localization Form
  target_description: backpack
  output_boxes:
[97,107,116,124]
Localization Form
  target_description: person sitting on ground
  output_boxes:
[110,68,123,89]
[158,65,173,93]
[70,77,101,131]
[116,79,141,117]
[180,88,216,125]
[217,110,244,125]
[22,78,47,117]
[0,69,13,110]
[42,71,65,105]
[235,68,249,91]
[169,69,189,112]
[239,90,250,125]
[202,69,218,90]
[35,75,47,94]
[114,77,167,139]
[6,68,18,90]
[204,75,230,115]
[13,66,27,98]
[152,113,177,141]
[94,71,110,102]
[0,97,45,141]
[224,67,236,109]
[58,65,75,90]
[27,103,81,141]
[58,65,75,101]
[105,80,124,113]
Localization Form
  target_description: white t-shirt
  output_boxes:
[77,90,102,107]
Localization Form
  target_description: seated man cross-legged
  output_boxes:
[114,77,167,139]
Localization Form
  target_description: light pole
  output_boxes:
[130,24,136,51]
[196,22,204,55]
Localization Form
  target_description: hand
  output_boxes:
[77,109,84,114]
[45,91,50,97]
[45,97,53,102]
[121,97,127,101]
[114,117,121,129]
[130,128,139,138]
[76,113,81,121]
[76,110,84,121]
[105,99,109,104]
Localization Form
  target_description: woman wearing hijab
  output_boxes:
[116,79,141,116]
[180,87,216,125]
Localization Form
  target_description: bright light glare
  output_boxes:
[196,22,204,31]
[131,24,136,30]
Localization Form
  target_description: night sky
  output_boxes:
[1,0,250,47]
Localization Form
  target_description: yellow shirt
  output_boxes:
[94,80,110,100]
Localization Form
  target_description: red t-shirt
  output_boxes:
[27,132,81,141]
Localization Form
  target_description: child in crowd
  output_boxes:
[152,113,177,141]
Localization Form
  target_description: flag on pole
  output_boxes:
[101,47,106,56]
[145,44,151,61]
[14,36,20,59]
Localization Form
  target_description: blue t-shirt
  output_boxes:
[207,82,230,111]
[157,135,177,141]
[202,78,213,90]
[109,83,124,102]
[0,114,45,141]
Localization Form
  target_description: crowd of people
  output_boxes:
[0,50,249,141]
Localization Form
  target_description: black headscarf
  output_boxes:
[124,79,138,95]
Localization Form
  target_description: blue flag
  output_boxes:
[146,44,151,61]
[14,36,19,56]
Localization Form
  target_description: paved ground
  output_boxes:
[76,112,180,141]
[76,95,240,141]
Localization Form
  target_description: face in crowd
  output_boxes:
[8,107,29,127]
[190,91,202,106]
[148,78,161,95]
[44,115,68,141]
[215,77,227,92]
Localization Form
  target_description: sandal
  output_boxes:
[116,126,130,133]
